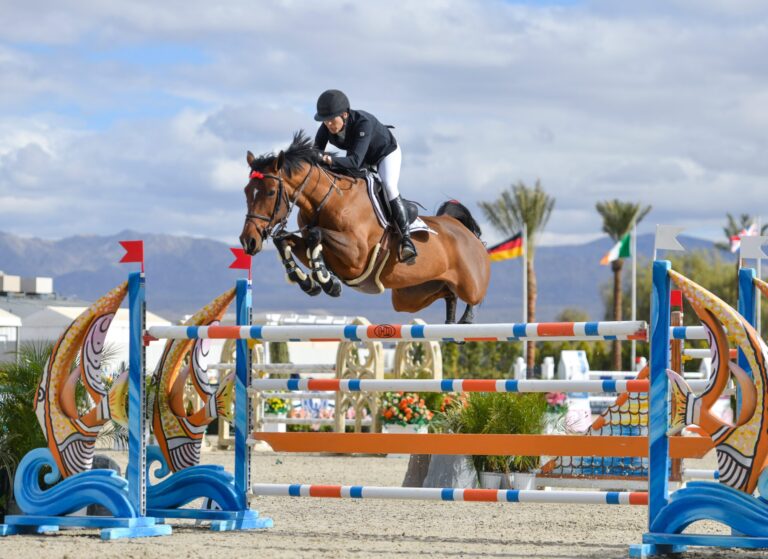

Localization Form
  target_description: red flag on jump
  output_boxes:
[229,247,252,280]
[119,240,145,273]
[670,290,683,308]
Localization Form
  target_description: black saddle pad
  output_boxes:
[324,162,368,179]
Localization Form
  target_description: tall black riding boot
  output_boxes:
[388,195,418,264]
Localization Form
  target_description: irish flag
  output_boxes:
[487,232,524,262]
[600,232,631,265]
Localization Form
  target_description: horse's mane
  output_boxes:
[250,130,319,177]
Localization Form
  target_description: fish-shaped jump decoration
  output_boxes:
[667,270,768,493]
[753,276,768,307]
[34,282,129,477]
[151,289,236,473]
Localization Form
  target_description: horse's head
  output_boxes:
[240,131,324,255]
[239,150,290,255]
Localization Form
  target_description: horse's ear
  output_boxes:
[276,151,285,171]
[247,151,256,167]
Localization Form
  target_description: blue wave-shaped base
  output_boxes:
[146,445,245,511]
[14,448,137,517]
[651,481,768,536]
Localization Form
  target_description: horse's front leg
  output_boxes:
[306,227,342,297]
[273,232,321,296]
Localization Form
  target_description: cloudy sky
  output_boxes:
[2,0,767,247]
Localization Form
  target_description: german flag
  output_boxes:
[487,232,523,262]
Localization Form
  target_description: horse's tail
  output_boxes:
[436,200,482,239]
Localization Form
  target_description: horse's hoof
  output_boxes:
[298,278,322,296]
[322,278,342,297]
[305,284,322,296]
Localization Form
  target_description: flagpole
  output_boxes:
[631,220,637,371]
[522,223,528,378]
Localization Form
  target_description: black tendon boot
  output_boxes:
[389,195,418,264]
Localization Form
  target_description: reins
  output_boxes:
[244,162,342,239]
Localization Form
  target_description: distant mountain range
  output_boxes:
[0,230,726,323]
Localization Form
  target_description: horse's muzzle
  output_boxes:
[240,234,262,256]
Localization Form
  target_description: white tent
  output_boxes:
[21,306,171,374]
[0,308,21,361]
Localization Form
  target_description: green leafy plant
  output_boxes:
[433,392,547,474]
[0,341,51,515]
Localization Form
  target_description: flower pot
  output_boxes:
[479,472,503,489]
[511,472,537,490]
[263,413,287,433]
[382,423,428,457]
[382,423,428,435]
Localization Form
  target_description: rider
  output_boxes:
[312,89,417,264]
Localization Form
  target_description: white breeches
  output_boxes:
[378,145,402,201]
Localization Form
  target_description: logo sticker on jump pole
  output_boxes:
[368,324,401,338]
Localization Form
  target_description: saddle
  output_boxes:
[324,162,421,226]
[369,172,421,226]
[318,163,433,295]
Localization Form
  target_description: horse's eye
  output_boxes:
[267,190,276,197]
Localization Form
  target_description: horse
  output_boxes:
[239,131,490,324]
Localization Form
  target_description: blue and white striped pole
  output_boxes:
[251,484,648,505]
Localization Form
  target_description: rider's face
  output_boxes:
[324,113,347,134]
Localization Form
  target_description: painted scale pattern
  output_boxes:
[34,282,128,478]
[669,270,768,493]
[151,288,236,473]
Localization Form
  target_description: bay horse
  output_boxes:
[239,131,490,323]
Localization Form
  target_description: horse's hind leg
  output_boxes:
[273,233,321,296]
[306,227,342,297]
[445,293,457,324]
[391,281,449,315]
[458,304,474,324]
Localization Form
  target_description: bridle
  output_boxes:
[244,163,339,240]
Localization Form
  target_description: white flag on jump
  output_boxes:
[654,225,686,258]
[740,235,768,260]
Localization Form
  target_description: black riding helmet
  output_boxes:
[314,89,350,122]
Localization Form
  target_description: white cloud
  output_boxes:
[210,158,246,192]
[0,0,767,245]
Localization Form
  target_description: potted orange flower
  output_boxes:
[379,392,433,434]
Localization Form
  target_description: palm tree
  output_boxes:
[0,341,50,515]
[479,180,554,372]
[595,200,652,371]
